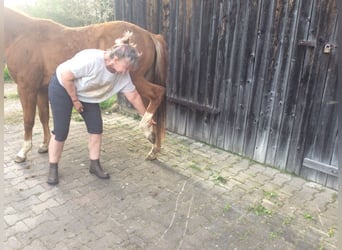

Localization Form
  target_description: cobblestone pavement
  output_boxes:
[4,83,338,249]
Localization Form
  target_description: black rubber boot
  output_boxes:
[47,163,59,185]
[89,159,110,179]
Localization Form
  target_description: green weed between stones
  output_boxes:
[263,190,277,200]
[303,212,314,220]
[189,163,203,172]
[327,226,336,237]
[209,170,227,184]
[282,215,295,225]
[248,204,272,216]
[223,204,232,212]
[269,231,279,240]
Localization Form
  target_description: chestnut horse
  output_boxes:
[4,7,167,162]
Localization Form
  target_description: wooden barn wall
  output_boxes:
[113,0,169,35]
[113,0,338,189]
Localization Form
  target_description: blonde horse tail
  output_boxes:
[150,33,168,149]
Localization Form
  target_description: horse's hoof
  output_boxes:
[15,155,26,163]
[146,153,157,161]
[38,148,48,154]
[38,143,49,153]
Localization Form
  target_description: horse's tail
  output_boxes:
[150,33,168,149]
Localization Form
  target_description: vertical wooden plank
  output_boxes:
[166,0,181,133]
[273,0,312,171]
[184,0,216,141]
[221,1,242,151]
[131,0,146,28]
[265,0,295,167]
[209,0,230,145]
[176,0,194,136]
[313,62,338,164]
[185,0,203,138]
[113,0,124,20]
[214,0,236,149]
[145,0,157,32]
[225,0,248,151]
[250,0,282,163]
[238,0,263,156]
[331,129,338,166]
[199,0,221,143]
[167,0,198,136]
[146,0,167,33]
[325,176,338,190]
[172,0,187,135]
[230,0,259,155]
[161,0,171,39]
[243,0,273,157]
[124,0,132,22]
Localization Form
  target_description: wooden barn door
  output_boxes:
[165,0,338,189]
[294,1,338,189]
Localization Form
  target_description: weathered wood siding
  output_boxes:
[113,0,338,189]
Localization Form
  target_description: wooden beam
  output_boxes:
[302,158,338,177]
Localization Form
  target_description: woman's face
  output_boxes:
[108,57,131,74]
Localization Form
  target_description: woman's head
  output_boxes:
[107,31,141,71]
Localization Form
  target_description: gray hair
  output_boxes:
[108,31,141,69]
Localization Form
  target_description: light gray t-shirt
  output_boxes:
[56,49,135,103]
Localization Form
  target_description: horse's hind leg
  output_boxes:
[15,86,37,163]
[37,87,50,153]
[133,77,166,160]
[146,126,160,161]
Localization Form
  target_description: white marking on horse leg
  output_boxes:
[146,144,158,160]
[139,112,154,127]
[139,112,154,142]
[38,142,49,153]
[15,140,32,163]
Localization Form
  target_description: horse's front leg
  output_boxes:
[15,86,38,163]
[37,87,50,153]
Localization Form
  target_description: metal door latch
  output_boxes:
[323,43,333,54]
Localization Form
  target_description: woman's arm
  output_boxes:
[60,69,83,113]
[123,90,146,116]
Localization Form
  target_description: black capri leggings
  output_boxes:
[48,74,103,141]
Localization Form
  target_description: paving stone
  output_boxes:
[4,213,30,227]
[18,196,45,212]
[22,210,56,230]
[21,239,48,250]
[250,171,273,184]
[31,198,60,215]
[18,184,46,198]
[272,172,293,187]
[247,163,267,176]
[4,236,23,250]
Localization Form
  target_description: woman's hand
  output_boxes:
[148,119,156,127]
[73,100,83,113]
